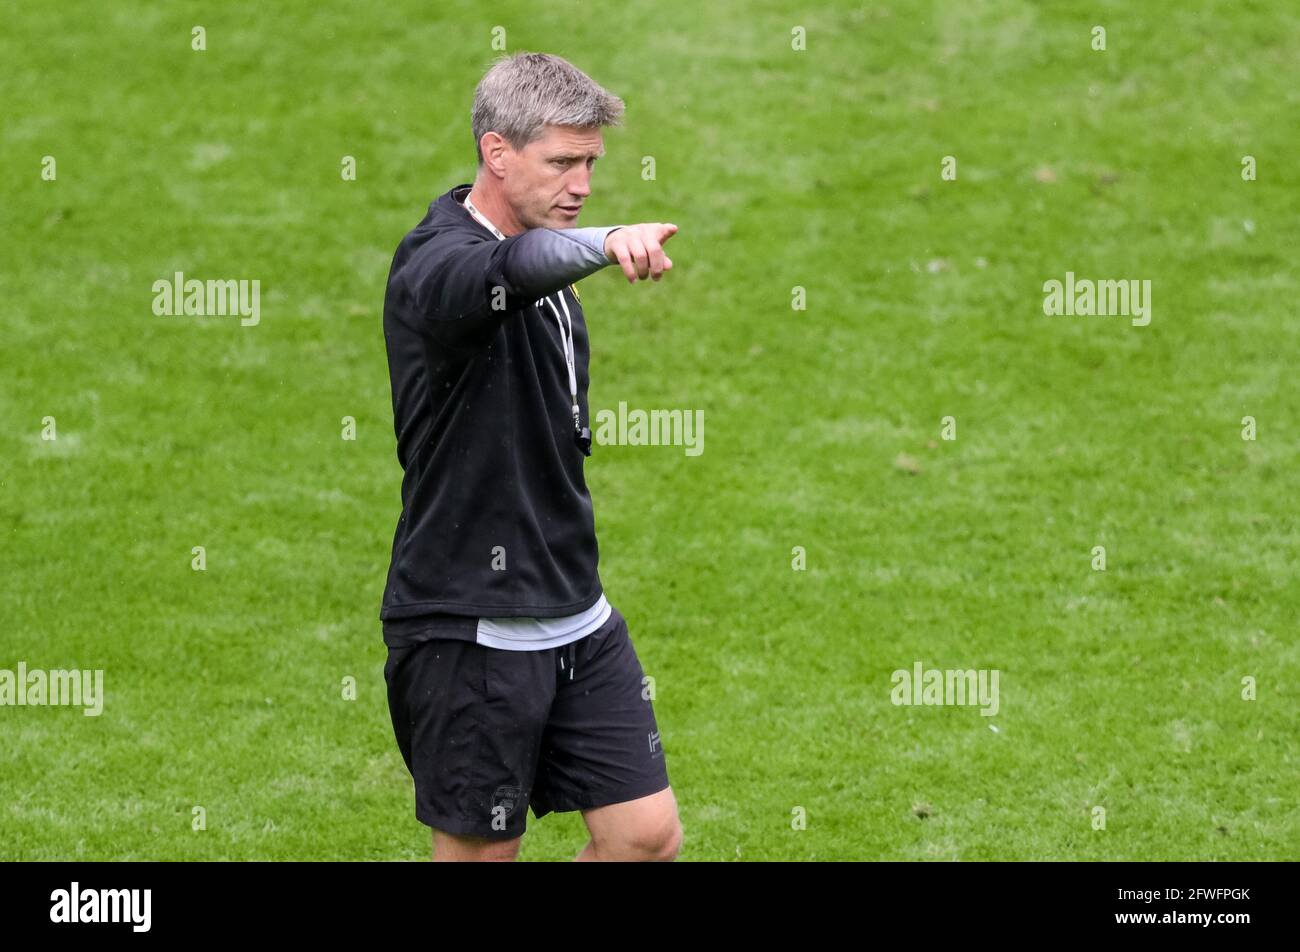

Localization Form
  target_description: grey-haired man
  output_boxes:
[380,52,682,861]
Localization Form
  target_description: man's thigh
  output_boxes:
[529,607,670,819]
[432,829,522,862]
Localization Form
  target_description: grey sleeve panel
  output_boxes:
[394,223,627,344]
[506,225,622,293]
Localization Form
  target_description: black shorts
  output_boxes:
[384,605,670,840]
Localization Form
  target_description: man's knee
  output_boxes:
[651,816,684,861]
[605,812,682,861]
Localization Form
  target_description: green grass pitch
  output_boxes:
[1,0,1296,860]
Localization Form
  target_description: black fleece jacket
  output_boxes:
[379,183,623,633]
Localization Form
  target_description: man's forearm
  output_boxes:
[503,225,623,300]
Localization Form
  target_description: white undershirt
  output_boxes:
[476,593,612,651]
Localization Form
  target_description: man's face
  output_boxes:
[503,124,605,230]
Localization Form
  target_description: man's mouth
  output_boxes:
[557,205,582,215]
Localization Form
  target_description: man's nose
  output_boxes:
[567,168,592,198]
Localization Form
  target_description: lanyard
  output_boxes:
[463,191,507,241]
[545,290,580,433]
[461,190,590,455]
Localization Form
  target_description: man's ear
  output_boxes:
[480,132,510,178]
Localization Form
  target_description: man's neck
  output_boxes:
[466,179,524,237]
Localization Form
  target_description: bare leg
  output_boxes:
[433,829,522,862]
[574,787,681,861]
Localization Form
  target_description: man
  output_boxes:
[379,52,682,861]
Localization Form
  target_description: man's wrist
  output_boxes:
[600,225,624,261]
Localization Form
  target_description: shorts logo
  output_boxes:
[648,730,661,755]
[492,784,522,817]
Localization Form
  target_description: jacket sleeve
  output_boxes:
[394,225,622,340]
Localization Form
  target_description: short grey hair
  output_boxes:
[471,52,624,165]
